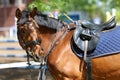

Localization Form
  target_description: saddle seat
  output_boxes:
[71,25,120,58]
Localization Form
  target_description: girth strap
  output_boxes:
[85,57,92,80]
[83,41,93,80]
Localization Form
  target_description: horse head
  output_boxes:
[74,16,116,53]
[16,8,44,62]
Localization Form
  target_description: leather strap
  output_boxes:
[84,41,93,80]
[85,57,92,80]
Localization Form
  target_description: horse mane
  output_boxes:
[16,10,30,25]
[34,12,64,30]
[21,10,30,18]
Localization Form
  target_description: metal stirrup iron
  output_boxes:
[84,40,88,61]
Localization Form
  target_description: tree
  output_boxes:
[28,0,120,22]
[28,0,72,13]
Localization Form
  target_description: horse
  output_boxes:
[16,8,120,80]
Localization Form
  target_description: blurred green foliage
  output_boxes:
[28,0,72,13]
[28,0,120,23]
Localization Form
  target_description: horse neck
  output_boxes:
[39,26,57,54]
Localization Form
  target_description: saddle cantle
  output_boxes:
[81,16,116,30]
[72,17,119,58]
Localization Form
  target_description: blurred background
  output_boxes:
[0,0,120,39]
[0,0,119,80]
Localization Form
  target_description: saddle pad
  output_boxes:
[72,26,120,58]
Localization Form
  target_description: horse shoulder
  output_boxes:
[48,30,84,79]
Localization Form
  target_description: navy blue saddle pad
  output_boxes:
[72,26,120,58]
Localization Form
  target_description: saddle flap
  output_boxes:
[73,25,99,53]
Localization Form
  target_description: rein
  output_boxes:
[46,25,69,57]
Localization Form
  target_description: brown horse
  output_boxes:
[16,8,120,80]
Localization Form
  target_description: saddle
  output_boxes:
[81,16,116,30]
[71,17,120,58]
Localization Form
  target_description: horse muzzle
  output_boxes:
[32,45,45,62]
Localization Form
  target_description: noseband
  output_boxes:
[24,39,42,49]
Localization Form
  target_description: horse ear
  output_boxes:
[30,7,37,18]
[15,8,22,19]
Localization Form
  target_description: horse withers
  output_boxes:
[16,8,120,80]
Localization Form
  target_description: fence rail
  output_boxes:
[0,26,17,38]
[0,40,18,42]
[0,61,40,69]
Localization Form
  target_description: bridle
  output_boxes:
[17,19,43,63]
[18,29,42,49]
